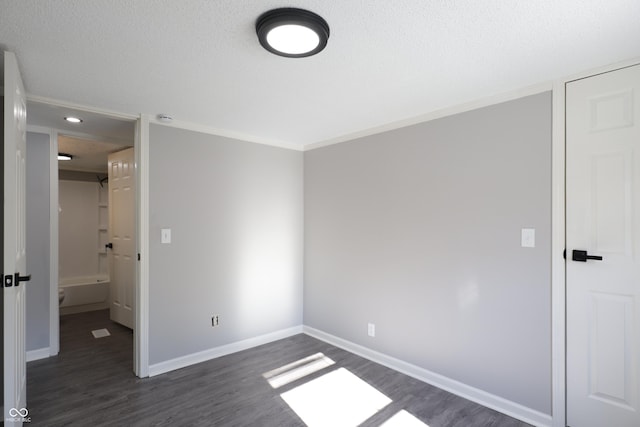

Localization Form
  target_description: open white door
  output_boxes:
[108,147,135,329]
[566,64,640,427]
[3,51,30,425]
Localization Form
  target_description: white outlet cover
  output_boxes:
[521,228,535,248]
[367,323,375,337]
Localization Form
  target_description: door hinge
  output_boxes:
[137,253,141,261]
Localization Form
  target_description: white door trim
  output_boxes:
[550,56,640,427]
[551,81,567,427]
[135,114,150,377]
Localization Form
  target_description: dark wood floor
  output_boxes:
[27,310,531,426]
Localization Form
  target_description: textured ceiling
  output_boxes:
[58,135,131,173]
[28,101,135,143]
[27,100,135,173]
[2,1,639,149]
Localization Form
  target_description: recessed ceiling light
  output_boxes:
[256,8,329,58]
[64,116,83,123]
[58,153,73,161]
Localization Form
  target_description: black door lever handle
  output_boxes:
[14,273,32,286]
[572,250,603,262]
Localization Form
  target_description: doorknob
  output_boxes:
[572,249,603,262]
[105,243,113,250]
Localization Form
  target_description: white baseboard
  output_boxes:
[303,326,552,427]
[27,347,51,362]
[148,325,304,377]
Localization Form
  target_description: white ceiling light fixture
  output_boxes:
[256,8,330,58]
[64,116,83,123]
[57,153,73,161]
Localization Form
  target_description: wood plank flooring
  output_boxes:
[27,310,532,426]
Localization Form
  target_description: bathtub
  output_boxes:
[59,275,110,314]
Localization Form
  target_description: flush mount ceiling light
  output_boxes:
[64,116,83,123]
[57,153,73,161]
[256,8,330,58]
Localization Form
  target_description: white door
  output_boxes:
[3,51,29,425]
[566,64,640,427]
[108,147,135,329]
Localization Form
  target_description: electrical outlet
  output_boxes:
[368,323,375,337]
[211,315,220,327]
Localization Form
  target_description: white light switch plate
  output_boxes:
[521,228,535,248]
[161,228,171,244]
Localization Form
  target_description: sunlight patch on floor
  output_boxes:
[263,352,335,389]
[280,367,392,427]
[380,409,430,427]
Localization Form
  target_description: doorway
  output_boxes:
[25,100,138,371]
[57,135,134,325]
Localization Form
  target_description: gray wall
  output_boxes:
[58,179,107,279]
[304,93,552,414]
[149,125,304,364]
[26,131,51,351]
[58,170,107,182]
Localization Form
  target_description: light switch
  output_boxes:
[161,228,171,244]
[521,228,535,248]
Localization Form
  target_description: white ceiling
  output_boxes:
[57,135,130,174]
[27,101,135,143]
[27,100,135,173]
[2,1,639,149]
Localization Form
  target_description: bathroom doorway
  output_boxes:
[25,100,138,369]
[58,135,135,324]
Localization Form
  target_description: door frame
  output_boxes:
[551,56,640,427]
[27,97,149,377]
